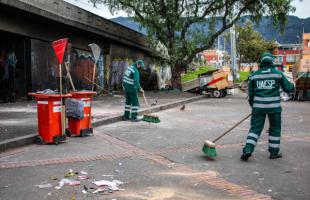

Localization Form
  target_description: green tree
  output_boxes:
[91,0,294,88]
[236,21,274,70]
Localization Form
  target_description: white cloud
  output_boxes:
[291,0,310,18]
[64,0,127,19]
[65,0,310,19]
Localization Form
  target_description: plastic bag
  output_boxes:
[66,98,84,119]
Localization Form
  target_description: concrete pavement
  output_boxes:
[0,91,201,151]
[0,94,309,199]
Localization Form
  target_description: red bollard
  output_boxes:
[66,91,96,137]
[29,93,71,144]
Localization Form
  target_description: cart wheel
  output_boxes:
[221,90,227,97]
[212,90,222,98]
[34,136,43,144]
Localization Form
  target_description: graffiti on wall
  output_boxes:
[110,58,133,88]
[31,39,104,92]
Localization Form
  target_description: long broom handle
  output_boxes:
[59,64,65,136]
[83,77,109,93]
[65,63,76,91]
[142,92,151,113]
[213,113,251,143]
[91,63,96,91]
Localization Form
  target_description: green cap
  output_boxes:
[260,53,275,65]
[136,60,145,69]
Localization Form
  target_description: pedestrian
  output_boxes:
[241,53,295,161]
[122,60,145,122]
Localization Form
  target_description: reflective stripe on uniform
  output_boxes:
[253,103,281,108]
[124,76,134,83]
[261,56,274,63]
[246,139,257,145]
[269,143,280,148]
[254,96,280,101]
[128,67,135,73]
[248,133,259,139]
[250,74,282,80]
[269,136,281,141]
[123,79,134,85]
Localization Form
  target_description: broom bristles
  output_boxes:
[202,143,217,157]
[142,114,160,123]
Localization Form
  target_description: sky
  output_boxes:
[64,0,310,19]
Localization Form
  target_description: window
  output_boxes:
[286,55,296,63]
[277,56,283,63]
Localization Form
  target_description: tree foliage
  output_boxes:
[236,21,274,68]
[91,0,295,88]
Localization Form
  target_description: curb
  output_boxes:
[0,134,37,152]
[0,95,206,152]
[92,95,206,127]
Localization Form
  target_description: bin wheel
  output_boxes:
[66,129,71,137]
[80,132,85,138]
[54,138,59,145]
[212,90,222,98]
[34,136,43,144]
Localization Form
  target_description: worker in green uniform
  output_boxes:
[122,60,145,122]
[241,53,295,161]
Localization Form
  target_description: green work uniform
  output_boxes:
[122,63,141,120]
[244,56,294,156]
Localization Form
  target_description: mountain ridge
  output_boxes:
[110,16,310,44]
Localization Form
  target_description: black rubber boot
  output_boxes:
[131,118,142,122]
[122,116,130,121]
[270,153,282,159]
[241,152,252,161]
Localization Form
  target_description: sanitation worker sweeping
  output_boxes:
[122,60,145,122]
[241,53,295,161]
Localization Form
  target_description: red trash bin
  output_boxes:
[66,91,96,137]
[29,93,71,144]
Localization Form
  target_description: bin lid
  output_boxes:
[28,93,72,98]
[70,91,97,95]
[70,91,96,98]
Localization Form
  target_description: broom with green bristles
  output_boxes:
[142,92,160,123]
[202,113,251,157]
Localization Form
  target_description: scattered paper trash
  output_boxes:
[268,189,272,192]
[55,179,80,189]
[78,175,90,180]
[92,188,106,194]
[34,183,53,189]
[167,163,175,168]
[48,192,52,196]
[92,180,123,191]
[80,171,88,175]
[102,174,114,177]
[118,163,122,166]
[82,190,88,194]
